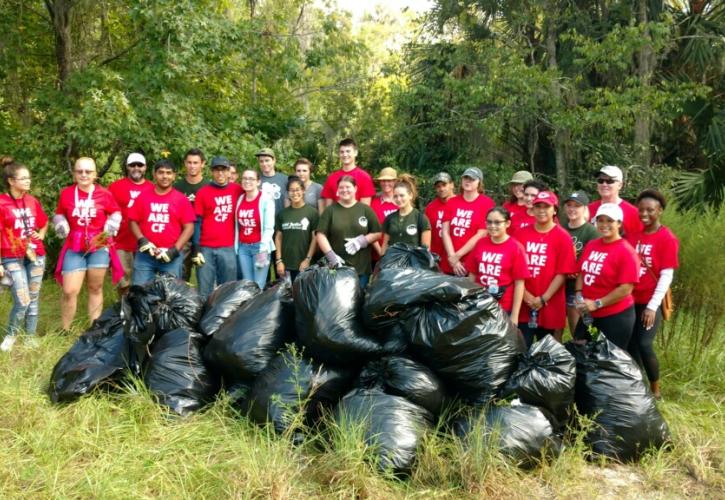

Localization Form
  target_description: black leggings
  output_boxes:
[574,305,636,351]
[628,304,662,382]
[518,323,554,350]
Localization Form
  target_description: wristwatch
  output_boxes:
[594,299,603,309]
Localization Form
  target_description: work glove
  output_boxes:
[344,235,369,256]
[324,250,344,268]
[103,212,122,236]
[190,246,205,266]
[52,214,70,238]
[155,247,180,263]
[138,237,158,256]
[254,251,270,269]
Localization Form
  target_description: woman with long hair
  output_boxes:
[235,168,275,289]
[380,174,431,253]
[274,176,319,282]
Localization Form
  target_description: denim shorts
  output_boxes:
[61,248,110,273]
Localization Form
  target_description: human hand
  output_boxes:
[190,246,205,266]
[155,247,180,263]
[138,237,157,256]
[642,308,657,330]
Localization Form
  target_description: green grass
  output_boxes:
[0,281,723,498]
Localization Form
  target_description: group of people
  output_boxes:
[0,141,678,398]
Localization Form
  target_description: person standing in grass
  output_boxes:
[502,170,533,220]
[174,148,208,281]
[626,189,679,399]
[575,203,640,350]
[274,176,319,281]
[424,172,455,265]
[380,175,431,253]
[466,207,530,327]
[588,165,643,237]
[0,158,48,351]
[292,158,324,213]
[320,138,376,208]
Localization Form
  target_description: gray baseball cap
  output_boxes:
[462,167,483,181]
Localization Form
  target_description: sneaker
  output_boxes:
[24,336,39,348]
[0,335,17,352]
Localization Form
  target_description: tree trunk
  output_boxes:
[545,11,569,190]
[45,0,73,88]
[634,0,653,167]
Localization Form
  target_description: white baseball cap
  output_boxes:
[595,202,624,221]
[597,165,623,182]
[126,152,146,165]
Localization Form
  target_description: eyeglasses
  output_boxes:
[486,220,506,226]
[597,178,616,184]
[14,176,30,181]
[75,169,95,175]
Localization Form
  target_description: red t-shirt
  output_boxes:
[589,199,643,237]
[128,188,196,249]
[509,211,535,239]
[502,201,528,220]
[0,193,48,258]
[579,238,640,318]
[195,183,243,248]
[518,225,577,328]
[440,194,495,274]
[465,236,530,312]
[55,185,120,234]
[320,166,376,202]
[237,192,263,244]
[425,197,450,261]
[626,227,679,305]
[108,177,154,251]
[371,194,398,259]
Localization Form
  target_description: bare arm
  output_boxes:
[175,223,194,250]
[317,199,326,214]
[530,274,567,310]
[316,231,332,254]
[360,196,372,206]
[510,279,526,325]
[380,234,391,255]
[420,229,431,248]
[130,220,144,241]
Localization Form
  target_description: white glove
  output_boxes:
[191,246,205,266]
[52,214,70,238]
[254,251,270,269]
[325,251,344,268]
[138,238,158,255]
[103,212,122,236]
[344,235,369,256]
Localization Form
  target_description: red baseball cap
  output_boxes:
[533,191,559,207]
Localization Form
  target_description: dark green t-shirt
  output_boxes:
[317,202,381,275]
[382,208,431,246]
[174,178,209,204]
[275,205,319,271]
[564,221,600,293]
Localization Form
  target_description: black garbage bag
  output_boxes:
[248,347,355,440]
[333,388,433,473]
[49,307,131,403]
[452,402,562,468]
[406,289,524,404]
[363,268,481,328]
[293,265,384,364]
[198,280,261,337]
[357,356,446,415]
[379,323,408,354]
[566,337,670,461]
[122,275,204,347]
[203,281,295,385]
[143,328,219,416]
[501,335,576,421]
[374,243,439,273]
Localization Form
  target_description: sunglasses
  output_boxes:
[127,163,145,168]
[597,178,616,184]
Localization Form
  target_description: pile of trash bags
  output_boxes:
[48,244,671,472]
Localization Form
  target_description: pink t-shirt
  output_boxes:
[195,183,243,248]
[108,177,154,251]
[55,185,120,234]
[579,238,640,318]
[128,188,196,249]
[0,193,48,257]
[466,235,530,312]
[237,192,263,244]
[320,166,376,201]
[517,225,577,328]
[425,197,450,261]
[440,193,496,274]
[626,227,679,305]
[589,199,643,237]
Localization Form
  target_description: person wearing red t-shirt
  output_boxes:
[0,159,48,351]
[425,172,455,265]
[575,203,640,350]
[440,167,495,276]
[517,191,577,347]
[625,189,679,399]
[108,152,154,294]
[192,156,243,297]
[128,159,196,285]
[509,179,547,239]
[588,165,643,237]
[370,167,398,261]
[52,157,123,331]
[235,169,276,289]
[320,138,376,207]
[502,170,533,221]
[466,207,530,325]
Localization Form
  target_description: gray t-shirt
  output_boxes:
[303,182,323,210]
[261,172,288,214]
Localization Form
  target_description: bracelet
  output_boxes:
[303,256,312,261]
[540,296,547,306]
[275,259,283,264]
[575,289,582,293]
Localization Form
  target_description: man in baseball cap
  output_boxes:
[462,167,483,182]
[589,164,642,237]
[255,147,287,216]
[425,172,455,262]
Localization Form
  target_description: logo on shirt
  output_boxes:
[213,195,233,222]
[525,242,548,278]
[281,217,310,231]
[358,216,368,227]
[238,208,257,236]
[582,251,608,285]
[405,224,418,236]
[451,209,473,237]
[72,199,97,226]
[148,202,170,233]
[128,189,142,208]
[262,181,282,200]
[11,208,36,236]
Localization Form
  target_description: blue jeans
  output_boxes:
[2,256,45,337]
[132,251,183,286]
[197,246,238,298]
[237,242,269,289]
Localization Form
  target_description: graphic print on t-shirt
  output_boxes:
[211,194,233,222]
[450,208,475,238]
[476,251,504,286]
[238,208,258,237]
[525,241,549,278]
[581,250,607,286]
[147,202,171,233]
[10,207,36,237]
[72,198,97,226]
